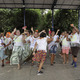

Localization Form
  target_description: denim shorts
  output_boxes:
[50,45,57,54]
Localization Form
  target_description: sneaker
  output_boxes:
[37,71,43,75]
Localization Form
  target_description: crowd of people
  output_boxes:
[0,24,80,75]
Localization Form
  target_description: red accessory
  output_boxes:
[49,31,51,34]
[22,26,27,29]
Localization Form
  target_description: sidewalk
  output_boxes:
[0,50,80,80]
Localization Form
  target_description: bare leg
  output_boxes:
[66,54,69,63]
[52,54,55,64]
[74,57,77,62]
[1,59,4,67]
[73,56,77,67]
[72,56,77,62]
[51,54,55,65]
[18,64,20,70]
[63,54,66,64]
[51,54,54,65]
[38,60,44,72]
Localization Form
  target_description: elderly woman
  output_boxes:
[70,24,80,68]
[10,28,31,69]
[10,29,23,69]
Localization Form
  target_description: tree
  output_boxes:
[54,9,78,34]
[0,9,41,33]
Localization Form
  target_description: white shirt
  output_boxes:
[60,35,64,42]
[1,36,6,43]
[79,33,80,44]
[0,39,4,50]
[62,37,70,48]
[29,36,38,49]
[53,35,59,47]
[14,35,23,46]
[4,37,13,50]
[53,35,59,42]
[71,33,79,44]
[36,38,47,52]
[25,36,31,42]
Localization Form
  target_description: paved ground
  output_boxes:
[0,48,80,80]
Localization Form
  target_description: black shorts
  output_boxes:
[71,46,79,57]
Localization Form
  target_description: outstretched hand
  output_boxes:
[48,28,50,31]
[13,28,16,32]
[31,27,34,31]
[57,29,60,32]
[70,24,74,27]
[42,30,45,32]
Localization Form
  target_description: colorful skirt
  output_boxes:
[32,50,47,62]
[10,43,31,65]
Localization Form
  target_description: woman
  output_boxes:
[0,34,7,67]
[48,30,59,65]
[10,28,24,69]
[70,24,80,68]
[62,32,70,64]
[32,32,52,75]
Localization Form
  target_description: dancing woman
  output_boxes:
[32,32,53,75]
[70,24,80,67]
[48,30,59,65]
[10,28,24,69]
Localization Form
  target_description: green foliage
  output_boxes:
[0,9,41,33]
[0,9,78,34]
[54,9,78,33]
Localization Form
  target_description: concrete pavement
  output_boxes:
[0,49,80,80]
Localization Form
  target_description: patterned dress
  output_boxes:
[10,35,31,65]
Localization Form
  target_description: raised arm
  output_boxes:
[10,28,16,38]
[11,28,16,35]
[39,30,46,35]
[55,29,60,35]
[70,24,79,33]
[31,27,34,34]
